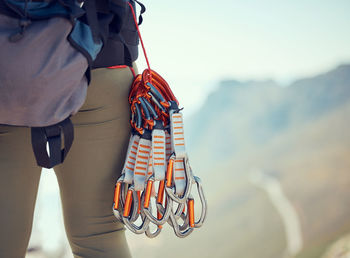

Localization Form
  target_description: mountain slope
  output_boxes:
[182,64,350,258]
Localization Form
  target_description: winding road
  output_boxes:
[250,169,303,257]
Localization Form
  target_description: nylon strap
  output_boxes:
[151,129,166,180]
[165,131,172,160]
[84,0,100,43]
[147,149,153,179]
[131,0,145,25]
[123,134,140,184]
[31,117,74,169]
[170,112,186,159]
[133,137,151,191]
[174,158,186,195]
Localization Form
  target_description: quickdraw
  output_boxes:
[112,1,207,238]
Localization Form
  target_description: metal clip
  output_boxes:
[143,177,172,225]
[192,176,207,228]
[121,186,150,234]
[165,156,193,204]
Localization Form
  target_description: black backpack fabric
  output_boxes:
[93,0,142,68]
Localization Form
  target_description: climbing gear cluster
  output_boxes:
[112,69,207,238]
[112,2,207,238]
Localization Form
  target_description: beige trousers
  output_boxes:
[0,66,136,258]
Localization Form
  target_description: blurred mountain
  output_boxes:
[178,64,350,258]
[186,64,350,173]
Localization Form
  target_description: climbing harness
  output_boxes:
[112,2,207,238]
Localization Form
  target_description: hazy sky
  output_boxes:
[137,0,350,115]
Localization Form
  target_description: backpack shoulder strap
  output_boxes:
[83,0,100,43]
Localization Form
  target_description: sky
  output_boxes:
[136,0,350,115]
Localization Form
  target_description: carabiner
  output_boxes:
[192,176,207,228]
[145,225,162,238]
[146,82,166,104]
[163,201,189,231]
[142,97,159,120]
[172,201,186,219]
[123,212,150,235]
[186,196,195,228]
[120,185,139,223]
[112,175,126,221]
[139,97,154,129]
[178,211,190,231]
[139,97,151,121]
[148,92,167,113]
[143,185,173,226]
[122,186,150,234]
[143,176,154,209]
[165,156,193,204]
[168,208,193,238]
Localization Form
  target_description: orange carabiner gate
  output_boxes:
[144,180,153,209]
[123,189,133,217]
[113,182,122,210]
[166,158,174,187]
[156,180,165,204]
[188,198,195,228]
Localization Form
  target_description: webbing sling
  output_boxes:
[31,117,74,168]
[84,0,103,43]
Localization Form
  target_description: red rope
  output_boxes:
[107,65,136,79]
[128,2,152,79]
[108,65,128,69]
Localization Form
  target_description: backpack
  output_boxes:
[0,0,141,168]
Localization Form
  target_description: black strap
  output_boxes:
[57,0,86,21]
[31,117,74,169]
[132,0,145,25]
[84,0,100,43]
[95,0,110,13]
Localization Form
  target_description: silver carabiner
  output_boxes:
[173,202,186,219]
[166,207,189,232]
[176,207,190,231]
[143,189,172,226]
[112,174,126,221]
[192,176,207,228]
[145,221,162,238]
[127,185,140,223]
[122,186,150,234]
[154,201,190,235]
[115,182,140,223]
[123,213,150,235]
[165,156,193,204]
[142,190,163,238]
[168,208,193,238]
